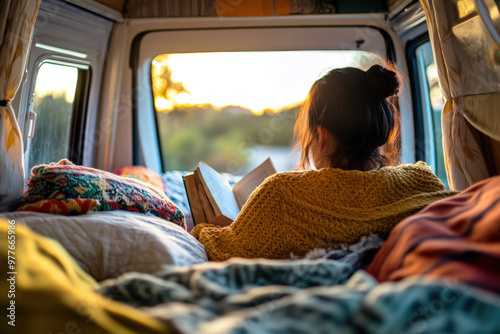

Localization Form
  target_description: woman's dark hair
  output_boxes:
[294,64,401,171]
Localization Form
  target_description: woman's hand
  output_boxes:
[197,183,233,227]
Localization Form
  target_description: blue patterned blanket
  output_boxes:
[99,257,500,333]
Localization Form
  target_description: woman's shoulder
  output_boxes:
[255,169,312,187]
[387,161,437,177]
[261,169,337,188]
[393,161,432,170]
[379,161,447,191]
[261,170,310,184]
[264,162,437,185]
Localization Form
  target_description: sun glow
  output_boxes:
[34,63,79,103]
[152,51,379,115]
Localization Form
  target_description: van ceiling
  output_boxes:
[89,0,408,18]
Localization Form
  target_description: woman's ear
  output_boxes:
[314,126,336,169]
[317,125,332,149]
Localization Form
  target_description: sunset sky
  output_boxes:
[152,50,378,115]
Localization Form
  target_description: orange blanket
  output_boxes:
[368,176,500,294]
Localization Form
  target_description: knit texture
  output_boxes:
[191,162,458,261]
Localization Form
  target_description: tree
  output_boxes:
[152,55,189,111]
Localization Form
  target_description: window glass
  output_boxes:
[415,41,448,188]
[27,63,79,171]
[152,50,381,174]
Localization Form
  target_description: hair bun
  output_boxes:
[365,65,399,99]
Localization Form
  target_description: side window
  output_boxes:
[411,39,448,188]
[26,61,89,172]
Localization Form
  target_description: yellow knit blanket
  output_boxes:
[191,162,457,261]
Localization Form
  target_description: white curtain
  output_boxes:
[420,0,499,190]
[0,0,40,211]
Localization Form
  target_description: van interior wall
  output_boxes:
[94,22,132,172]
[95,0,126,12]
[122,0,392,18]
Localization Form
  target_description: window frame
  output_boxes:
[24,57,91,171]
[69,65,92,164]
[406,33,433,162]
[406,33,448,187]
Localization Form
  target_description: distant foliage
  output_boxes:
[157,105,298,173]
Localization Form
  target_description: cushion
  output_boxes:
[367,175,500,294]
[16,159,186,229]
[113,165,166,194]
[2,211,207,281]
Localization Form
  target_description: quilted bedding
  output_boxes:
[1,211,207,281]
[98,258,500,333]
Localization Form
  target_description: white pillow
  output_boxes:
[1,211,207,281]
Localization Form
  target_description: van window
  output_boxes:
[27,62,87,171]
[152,50,380,174]
[413,41,448,188]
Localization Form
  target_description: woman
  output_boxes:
[192,65,456,261]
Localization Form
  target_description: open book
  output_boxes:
[183,158,277,226]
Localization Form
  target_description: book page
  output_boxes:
[197,162,240,221]
[232,158,277,209]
